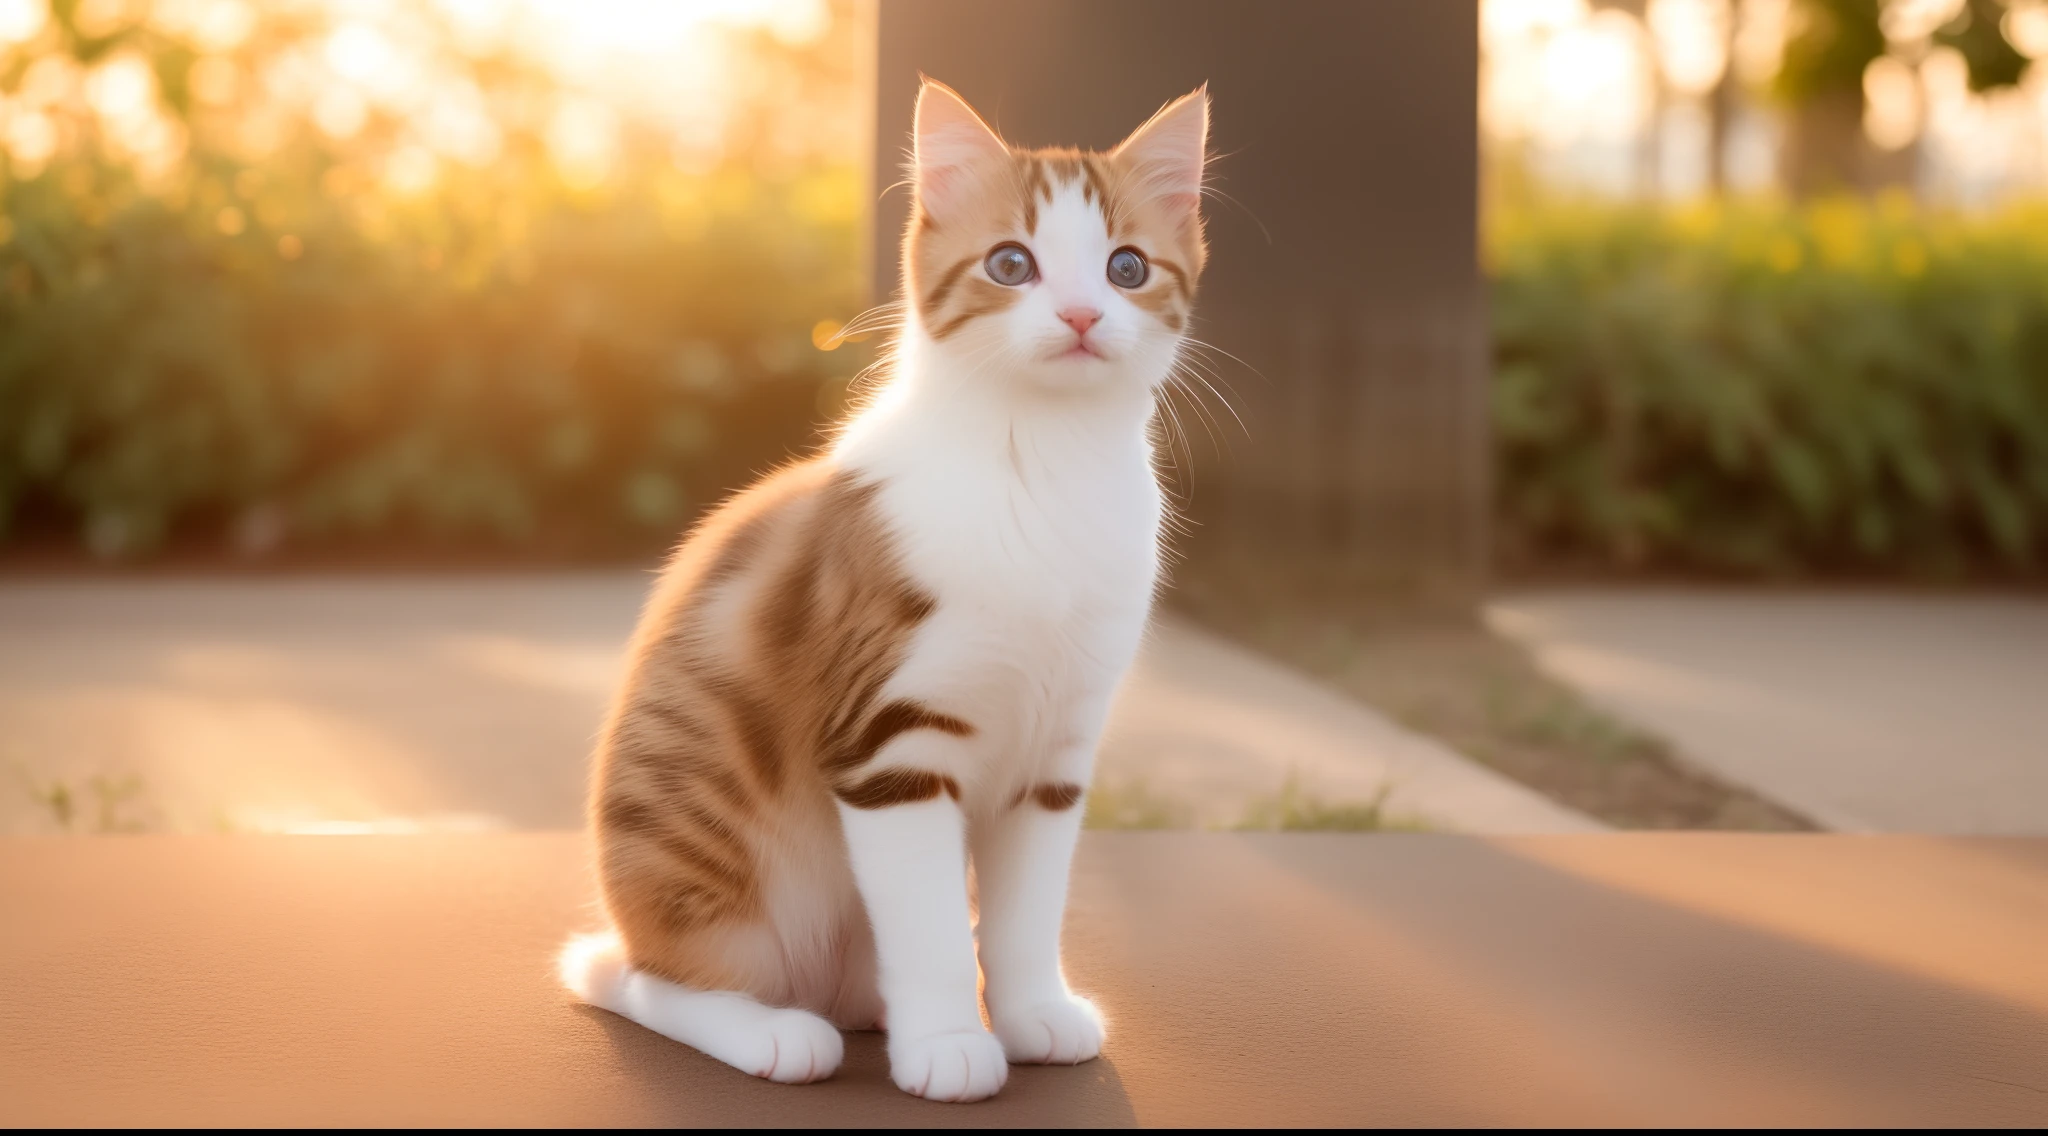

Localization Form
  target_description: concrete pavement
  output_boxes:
[10,832,2043,1126]
[0,574,1592,836]
[1490,589,2048,835]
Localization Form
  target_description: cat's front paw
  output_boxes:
[746,1008,845,1083]
[888,1029,1009,1102]
[991,994,1104,1065]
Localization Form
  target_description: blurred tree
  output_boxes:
[1776,0,2032,196]
[1709,0,1743,194]
[1934,0,2030,91]
[1775,0,1888,195]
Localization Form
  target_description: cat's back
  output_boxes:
[635,455,919,632]
[597,456,934,817]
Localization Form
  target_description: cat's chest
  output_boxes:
[885,449,1159,629]
[871,446,1159,747]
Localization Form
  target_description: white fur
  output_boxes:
[559,932,843,1083]
[829,175,1172,1094]
[838,797,1008,1101]
[974,801,1105,1064]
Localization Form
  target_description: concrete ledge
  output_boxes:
[3,834,2045,1126]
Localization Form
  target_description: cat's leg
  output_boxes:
[837,774,1008,1102]
[559,931,843,1083]
[971,736,1105,1064]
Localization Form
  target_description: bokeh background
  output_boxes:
[1,0,2043,838]
[0,0,870,563]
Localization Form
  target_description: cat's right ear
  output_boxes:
[1113,86,1209,225]
[913,78,1006,223]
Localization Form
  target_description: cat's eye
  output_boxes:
[984,243,1036,287]
[1108,247,1148,289]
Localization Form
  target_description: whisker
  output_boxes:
[1180,336,1267,385]
[1198,183,1271,246]
[1167,340,1246,441]
[825,301,908,348]
[1164,369,1222,452]
[1173,363,1247,438]
[1153,382,1195,474]
[1172,344,1255,426]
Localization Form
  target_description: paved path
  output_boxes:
[1489,589,2048,835]
[9,833,2043,1125]
[0,575,1592,836]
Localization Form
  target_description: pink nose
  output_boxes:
[1059,307,1101,337]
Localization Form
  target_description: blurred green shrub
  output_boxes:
[0,2,868,560]
[1492,197,2048,577]
[0,156,861,557]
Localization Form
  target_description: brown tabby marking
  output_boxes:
[830,699,975,781]
[591,458,964,993]
[918,253,979,324]
[1009,782,1086,811]
[837,769,962,810]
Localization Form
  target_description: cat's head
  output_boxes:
[902,79,1208,394]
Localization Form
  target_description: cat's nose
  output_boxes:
[1058,308,1101,337]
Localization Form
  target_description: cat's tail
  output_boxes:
[556,930,843,1084]
[558,931,634,1011]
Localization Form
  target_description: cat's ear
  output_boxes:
[914,78,1006,222]
[1113,86,1209,221]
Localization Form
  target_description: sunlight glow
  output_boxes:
[288,0,833,173]
[0,0,45,45]
[1881,0,1965,44]
[1485,0,2048,200]
[1540,11,1651,142]
[84,51,154,121]
[156,0,258,52]
[547,95,623,189]
[254,812,508,835]
[1647,0,1728,96]
[2008,1,2048,59]
[1731,0,1790,84]
[1864,55,1922,152]
[1481,0,1587,48]
[1484,1,1647,146]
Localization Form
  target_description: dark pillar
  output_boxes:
[871,1,1485,607]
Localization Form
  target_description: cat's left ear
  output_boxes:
[1113,86,1209,221]
[914,78,1007,223]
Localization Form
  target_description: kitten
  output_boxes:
[560,78,1208,1103]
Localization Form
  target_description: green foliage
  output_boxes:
[0,3,868,559]
[1776,0,2031,108]
[0,158,862,557]
[1936,0,2032,93]
[1491,197,2048,577]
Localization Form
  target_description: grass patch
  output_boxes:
[1084,774,1429,833]
[1233,775,1429,833]
[1083,779,1193,830]
[10,762,159,834]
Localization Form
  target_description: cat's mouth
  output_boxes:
[1055,340,1106,361]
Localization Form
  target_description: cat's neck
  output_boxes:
[835,332,1158,477]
